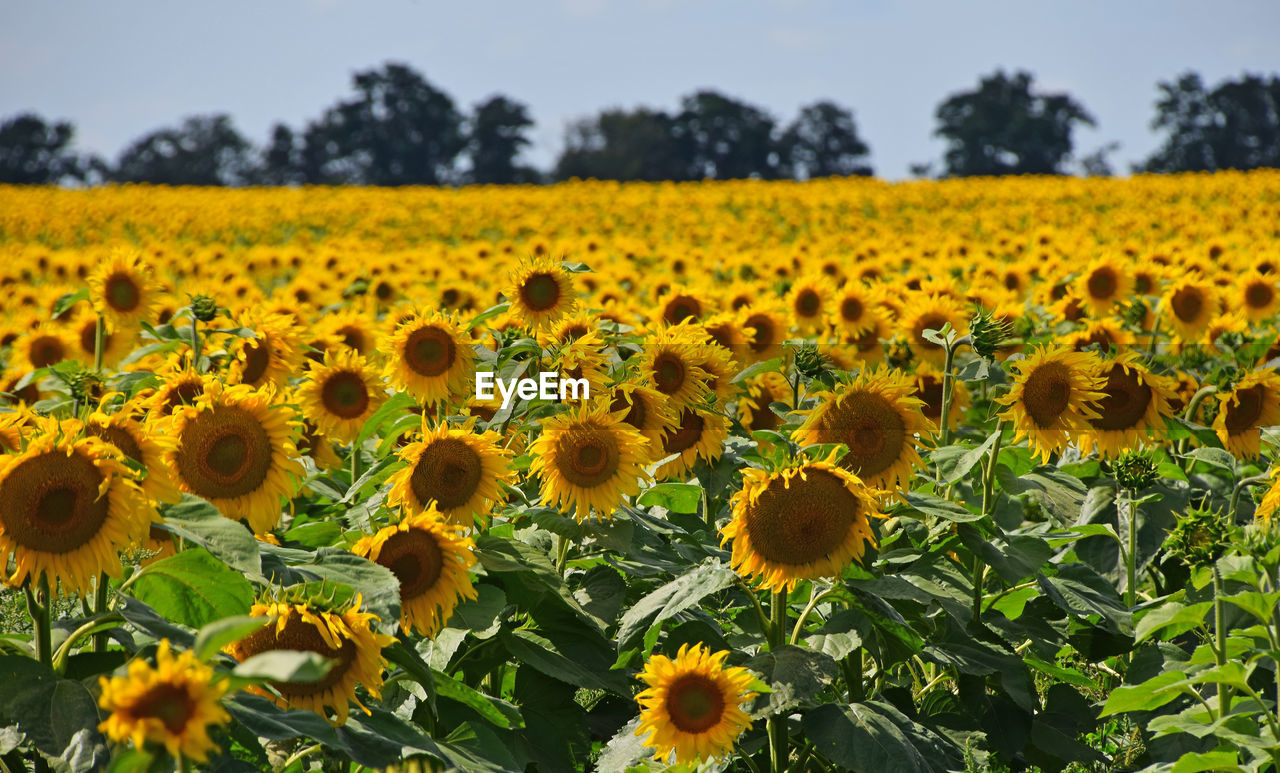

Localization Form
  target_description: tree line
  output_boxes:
[2,63,1278,186]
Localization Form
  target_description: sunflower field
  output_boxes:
[2,172,1280,773]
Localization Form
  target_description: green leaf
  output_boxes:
[805,610,868,661]
[501,629,630,695]
[596,717,649,773]
[1099,670,1187,716]
[560,261,592,273]
[447,584,506,635]
[1037,563,1133,636]
[0,656,102,757]
[996,465,1087,524]
[803,701,963,773]
[1222,591,1280,624]
[467,302,510,330]
[930,430,999,485]
[616,560,736,651]
[1136,601,1212,642]
[635,482,703,514]
[901,492,984,523]
[158,495,261,575]
[290,549,401,630]
[730,357,783,384]
[745,645,838,717]
[232,651,334,683]
[1185,447,1236,474]
[355,391,417,447]
[193,616,270,663]
[128,547,253,628]
[1171,750,1243,773]
[432,669,524,730]
[52,288,89,319]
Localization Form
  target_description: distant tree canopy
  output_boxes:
[112,114,254,186]
[934,70,1095,177]
[0,113,96,184]
[467,95,540,184]
[1140,72,1280,173]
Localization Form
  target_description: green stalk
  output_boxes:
[1176,385,1217,461]
[189,314,202,372]
[840,649,864,703]
[1124,490,1138,609]
[938,339,957,447]
[768,589,788,771]
[980,422,1007,516]
[1212,564,1231,715]
[93,315,105,373]
[555,533,571,577]
[25,578,52,668]
[93,573,110,652]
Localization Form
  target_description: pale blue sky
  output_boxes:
[2,0,1277,178]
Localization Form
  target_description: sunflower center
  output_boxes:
[441,288,460,306]
[377,528,444,600]
[521,273,562,311]
[664,296,701,325]
[409,437,482,510]
[912,314,947,351]
[653,354,687,395]
[1170,287,1204,322]
[841,297,863,322]
[741,468,858,565]
[914,376,944,420]
[162,379,204,415]
[1246,282,1275,309]
[795,290,820,317]
[1090,365,1152,431]
[0,449,111,553]
[321,372,371,419]
[1225,386,1266,434]
[745,314,776,353]
[237,615,357,696]
[853,326,879,353]
[612,392,647,430]
[665,675,727,733]
[131,683,194,733]
[817,392,907,481]
[239,340,271,386]
[1021,362,1074,427]
[338,326,367,353]
[555,428,620,488]
[405,326,456,378]
[664,410,705,454]
[30,335,66,368]
[745,393,780,432]
[1086,269,1117,300]
[176,406,275,499]
[105,274,141,312]
[1135,274,1154,295]
[90,425,144,463]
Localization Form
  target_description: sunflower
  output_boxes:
[98,639,230,763]
[1161,278,1219,341]
[0,411,27,453]
[608,381,677,461]
[144,358,209,422]
[226,595,393,725]
[832,284,877,336]
[786,275,830,333]
[10,323,71,372]
[0,419,150,595]
[700,312,754,365]
[1077,256,1132,316]
[1077,353,1178,458]
[739,306,788,363]
[1213,370,1280,459]
[88,248,160,331]
[655,407,729,482]
[1067,319,1136,355]
[387,419,512,528]
[900,295,968,366]
[720,459,881,590]
[634,643,758,765]
[167,381,303,533]
[352,506,477,637]
[298,350,387,444]
[997,346,1106,463]
[505,255,577,331]
[318,308,380,359]
[635,326,712,412]
[657,288,712,327]
[737,372,792,434]
[1238,271,1280,322]
[1256,468,1280,527]
[87,405,181,504]
[549,330,611,399]
[384,311,474,406]
[226,311,304,390]
[530,401,651,520]
[692,337,740,407]
[793,368,935,492]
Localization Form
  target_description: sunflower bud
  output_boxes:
[886,337,914,370]
[189,294,219,323]
[1121,299,1149,327]
[968,308,1012,360]
[793,342,828,380]
[1114,451,1158,491]
[1166,505,1233,568]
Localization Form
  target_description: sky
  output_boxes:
[2,0,1277,179]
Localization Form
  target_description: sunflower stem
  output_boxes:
[1124,490,1138,610]
[840,649,864,703]
[189,313,202,372]
[53,612,125,674]
[938,338,958,448]
[1230,474,1270,523]
[93,573,110,652]
[26,578,52,668]
[93,314,105,373]
[555,533,571,577]
[1176,385,1217,462]
[971,559,985,623]
[281,744,322,770]
[768,589,788,770]
[980,422,1007,517]
[734,577,771,639]
[1212,562,1231,715]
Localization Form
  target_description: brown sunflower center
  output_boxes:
[852,326,880,353]
[105,273,141,312]
[130,683,194,733]
[816,392,907,481]
[161,379,204,415]
[612,392,647,430]
[1246,282,1275,309]
[1086,268,1117,300]
[911,313,947,351]
[338,326,368,353]
[840,297,864,322]
[741,468,858,565]
[1170,287,1204,323]
[745,314,776,353]
[376,528,444,600]
[239,340,271,386]
[1135,274,1154,295]
[1021,362,1074,427]
[91,424,144,463]
[663,410,705,454]
[1225,385,1266,434]
[409,437,482,510]
[745,392,780,432]
[321,371,371,419]
[652,353,687,395]
[665,675,727,733]
[0,449,111,553]
[404,326,456,378]
[795,289,821,317]
[914,376,944,421]
[664,295,701,325]
[29,335,66,368]
[1090,365,1152,431]
[236,615,356,696]
[175,406,275,499]
[521,273,562,311]
[554,428,620,488]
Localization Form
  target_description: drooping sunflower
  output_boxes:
[87,405,181,504]
[1214,370,1280,459]
[505,255,577,331]
[98,639,231,763]
[226,311,304,390]
[1076,256,1133,317]
[530,401,651,520]
[655,406,729,482]
[166,381,303,533]
[1161,278,1219,341]
[793,368,935,492]
[635,326,712,412]
[88,248,160,331]
[1238,271,1280,322]
[1066,319,1136,355]
[298,350,387,444]
[997,346,1106,463]
[387,419,512,528]
[721,459,881,590]
[352,506,477,637]
[634,643,758,765]
[384,311,475,406]
[0,419,150,595]
[1077,353,1178,458]
[226,595,394,725]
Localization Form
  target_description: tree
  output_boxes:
[254,123,304,185]
[300,62,464,185]
[554,108,691,181]
[112,114,253,186]
[467,95,539,184]
[1141,72,1280,173]
[934,70,1095,177]
[673,90,781,179]
[0,113,91,184]
[778,101,873,179]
